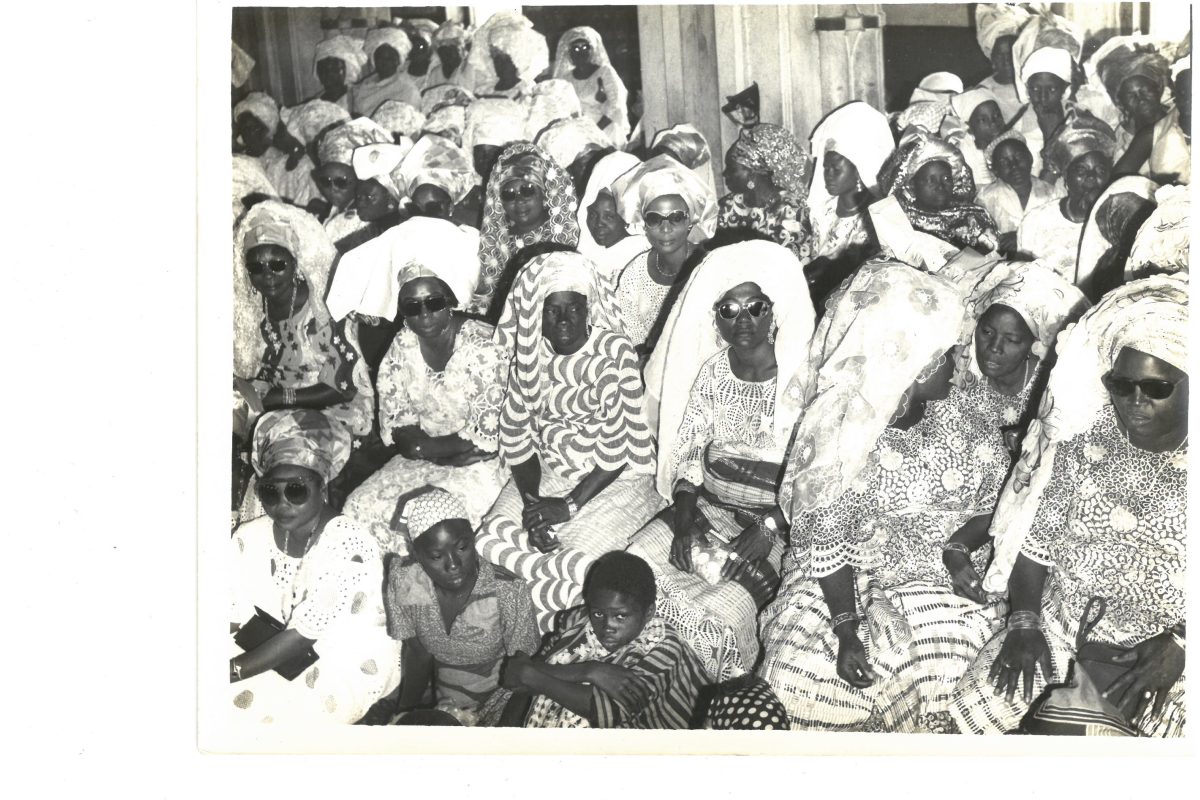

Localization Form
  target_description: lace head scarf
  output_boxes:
[484,16,550,86]
[280,100,351,146]
[363,26,413,71]
[313,34,368,86]
[647,241,817,497]
[780,260,970,517]
[552,25,616,77]
[316,118,394,167]
[252,408,353,483]
[370,100,427,141]
[233,200,338,378]
[725,123,813,197]
[472,142,581,314]
[611,153,718,244]
[524,79,583,140]
[1127,184,1190,280]
[536,117,609,172]
[983,272,1188,592]
[461,97,528,156]
[234,91,280,134]
[396,486,472,547]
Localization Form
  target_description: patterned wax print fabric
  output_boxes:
[523,607,709,728]
[950,405,1187,737]
[342,320,509,555]
[228,515,401,724]
[717,192,814,263]
[976,176,1062,234]
[757,384,1011,732]
[705,676,791,730]
[808,195,875,262]
[470,142,581,316]
[386,559,540,726]
[551,26,630,147]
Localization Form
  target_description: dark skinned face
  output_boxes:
[500,178,549,234]
[258,464,325,533]
[1027,72,1068,118]
[473,144,503,181]
[968,101,1006,148]
[406,32,431,74]
[542,291,589,355]
[990,139,1034,187]
[372,44,401,79]
[316,57,346,92]
[991,36,1017,84]
[413,520,479,593]
[586,192,628,247]
[975,304,1036,383]
[823,150,860,197]
[491,50,518,85]
[245,244,297,304]
[722,150,755,194]
[410,183,454,219]
[398,276,454,339]
[643,194,691,256]
[236,112,273,157]
[1107,347,1189,450]
[1117,74,1164,129]
[910,160,954,212]
[585,589,653,652]
[568,38,595,69]
[1064,151,1112,213]
[355,178,395,222]
[436,44,462,74]
[714,282,774,354]
[1174,70,1191,134]
[311,162,357,209]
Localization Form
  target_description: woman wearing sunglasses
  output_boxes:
[757,262,1013,732]
[229,409,400,724]
[717,122,814,263]
[476,252,659,634]
[232,202,375,521]
[628,240,815,679]
[953,273,1188,736]
[336,217,508,556]
[551,26,630,148]
[310,118,393,245]
[611,154,718,358]
[471,142,581,318]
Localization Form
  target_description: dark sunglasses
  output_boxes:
[400,295,450,317]
[715,299,772,320]
[1102,373,1184,401]
[644,209,689,228]
[501,184,539,202]
[257,479,313,506]
[246,259,291,276]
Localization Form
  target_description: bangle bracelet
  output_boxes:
[1007,610,1042,631]
[231,661,243,681]
[564,495,580,518]
[283,386,297,406]
[942,542,971,556]
[830,612,860,631]
[1168,629,1186,651]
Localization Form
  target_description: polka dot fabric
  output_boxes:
[705,677,790,730]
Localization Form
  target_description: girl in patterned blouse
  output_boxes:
[757,261,1011,733]
[477,252,661,634]
[953,274,1187,736]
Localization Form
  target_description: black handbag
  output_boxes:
[233,606,320,681]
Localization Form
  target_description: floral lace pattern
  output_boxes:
[717,191,813,264]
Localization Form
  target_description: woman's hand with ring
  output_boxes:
[988,628,1052,704]
[1104,631,1186,723]
[943,548,987,604]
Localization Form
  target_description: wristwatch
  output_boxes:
[564,495,580,518]
[758,512,780,534]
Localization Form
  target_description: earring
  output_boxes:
[767,325,777,344]
[746,178,756,190]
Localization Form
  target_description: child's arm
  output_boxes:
[502,652,597,722]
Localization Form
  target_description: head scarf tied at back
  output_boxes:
[612,154,719,244]
[233,200,338,377]
[493,250,625,404]
[983,272,1189,593]
[780,261,970,518]
[576,150,644,261]
[536,117,609,172]
[234,91,280,134]
[1013,11,1082,103]
[252,408,353,483]
[975,3,1031,59]
[363,26,413,69]
[313,35,369,86]
[651,124,716,194]
[726,123,813,197]
[462,97,527,156]
[397,132,476,204]
[371,100,427,141]
[1043,112,1117,175]
[807,101,895,217]
[316,117,394,167]
[957,259,1089,386]
[647,241,817,497]
[1075,175,1158,292]
[473,141,581,314]
[280,100,351,146]
[1096,39,1170,106]
[1127,184,1190,280]
[524,78,583,140]
[325,215,480,322]
[879,128,999,252]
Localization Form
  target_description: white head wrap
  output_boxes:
[313,35,368,86]
[324,215,481,321]
[552,25,617,78]
[1076,175,1158,290]
[975,3,1031,59]
[524,78,583,140]
[1127,184,1190,280]
[370,100,427,140]
[807,100,895,219]
[231,154,278,221]
[611,154,719,243]
[647,241,816,497]
[234,91,280,134]
[351,140,417,201]
[397,133,475,204]
[983,273,1189,592]
[910,71,964,105]
[462,97,528,155]
[576,150,644,260]
[950,86,1000,123]
[316,117,393,167]
[471,14,549,87]
[536,117,609,171]
[1012,12,1082,103]
[363,26,413,68]
[280,100,351,146]
[780,261,970,518]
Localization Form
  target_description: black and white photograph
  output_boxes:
[210,0,1194,755]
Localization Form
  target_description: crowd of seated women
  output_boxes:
[228,6,1189,735]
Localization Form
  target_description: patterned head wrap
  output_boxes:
[316,118,393,167]
[472,142,581,314]
[807,101,895,218]
[398,487,471,545]
[462,98,527,155]
[1092,37,1170,106]
[1044,113,1117,175]
[536,117,609,171]
[950,87,999,124]
[421,84,475,116]
[351,140,416,201]
[313,35,368,86]
[780,261,969,517]
[487,18,550,84]
[325,215,480,321]
[371,100,427,140]
[612,154,719,243]
[234,91,279,133]
[231,154,278,220]
[576,150,643,258]
[363,26,413,68]
[651,124,712,171]
[422,105,467,148]
[725,123,812,196]
[252,408,353,483]
[983,128,1030,165]
[647,241,816,497]
[984,272,1189,592]
[1127,184,1190,280]
[1076,175,1158,290]
[552,26,616,78]
[397,132,475,204]
[493,249,623,377]
[524,79,583,140]
[975,3,1030,59]
[280,100,351,146]
[1013,12,1082,103]
[233,201,337,377]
